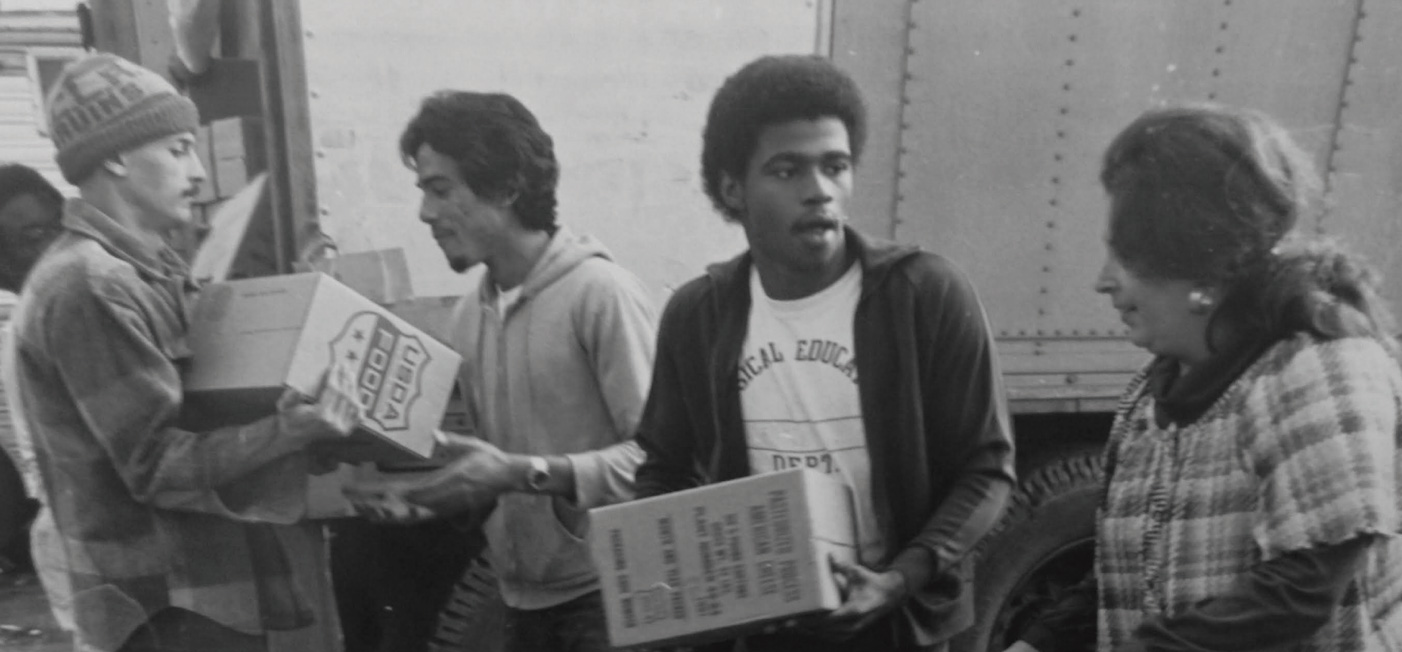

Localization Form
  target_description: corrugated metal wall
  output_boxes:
[838,0,1401,411]
[0,73,65,191]
[894,0,1360,341]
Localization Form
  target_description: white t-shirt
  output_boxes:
[740,263,885,564]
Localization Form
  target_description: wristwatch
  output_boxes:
[525,456,551,492]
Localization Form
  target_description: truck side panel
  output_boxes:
[831,0,908,241]
[858,0,1368,409]
[1324,2,1402,315]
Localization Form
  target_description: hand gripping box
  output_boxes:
[183,272,461,464]
[305,295,464,519]
[588,468,858,649]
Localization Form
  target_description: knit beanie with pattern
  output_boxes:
[46,53,200,184]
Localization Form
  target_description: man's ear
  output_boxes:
[720,172,745,218]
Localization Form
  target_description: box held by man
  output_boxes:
[183,272,461,464]
[588,468,857,649]
[304,292,465,518]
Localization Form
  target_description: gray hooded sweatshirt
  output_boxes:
[448,226,656,609]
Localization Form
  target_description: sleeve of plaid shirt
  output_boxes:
[1247,336,1401,560]
[50,273,310,523]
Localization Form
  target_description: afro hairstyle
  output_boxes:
[700,55,867,221]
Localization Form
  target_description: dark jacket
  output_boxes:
[634,228,1016,646]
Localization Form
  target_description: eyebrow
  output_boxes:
[764,151,851,165]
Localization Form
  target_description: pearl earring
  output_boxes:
[1188,290,1214,312]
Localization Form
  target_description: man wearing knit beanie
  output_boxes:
[12,52,361,651]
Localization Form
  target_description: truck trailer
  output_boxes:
[86,1,1402,650]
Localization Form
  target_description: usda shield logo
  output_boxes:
[329,312,427,432]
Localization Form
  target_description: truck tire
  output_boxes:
[430,556,507,652]
[952,451,1104,652]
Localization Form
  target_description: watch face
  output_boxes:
[527,457,550,491]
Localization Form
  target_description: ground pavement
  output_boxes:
[0,570,69,651]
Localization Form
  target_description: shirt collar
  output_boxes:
[61,198,196,287]
[1147,329,1274,427]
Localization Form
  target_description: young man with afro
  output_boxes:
[632,54,1016,652]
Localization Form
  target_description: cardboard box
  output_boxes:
[210,115,266,161]
[209,116,267,198]
[383,295,460,344]
[190,174,269,283]
[214,156,259,197]
[183,272,461,464]
[193,125,218,203]
[188,59,264,123]
[303,293,467,519]
[306,461,442,519]
[589,469,857,649]
[306,249,415,306]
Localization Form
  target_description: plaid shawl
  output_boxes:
[1098,334,1402,652]
[13,200,321,651]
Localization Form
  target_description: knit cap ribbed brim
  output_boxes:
[46,53,200,184]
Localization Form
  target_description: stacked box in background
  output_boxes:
[588,469,858,649]
[210,116,266,198]
[193,125,218,204]
[186,115,272,278]
[190,115,266,207]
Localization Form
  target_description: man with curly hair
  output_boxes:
[633,54,1016,652]
[384,91,658,652]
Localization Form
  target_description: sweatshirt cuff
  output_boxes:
[564,441,643,509]
[888,544,937,595]
[565,452,599,507]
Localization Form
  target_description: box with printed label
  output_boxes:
[303,293,465,518]
[183,272,461,465]
[588,468,857,649]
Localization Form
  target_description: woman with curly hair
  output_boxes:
[1010,105,1402,652]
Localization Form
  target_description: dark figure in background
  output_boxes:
[0,163,62,568]
[0,164,62,293]
[1009,105,1402,652]
[632,54,1016,652]
[329,517,487,652]
[0,164,63,641]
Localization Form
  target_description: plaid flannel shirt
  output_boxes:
[1098,334,1402,652]
[13,199,324,652]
